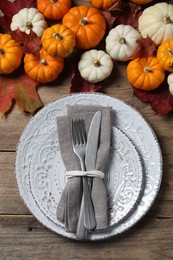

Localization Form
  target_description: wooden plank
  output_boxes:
[0,215,173,260]
[0,152,29,214]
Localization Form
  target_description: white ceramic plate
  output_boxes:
[15,93,162,240]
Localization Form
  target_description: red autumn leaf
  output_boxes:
[70,66,102,94]
[132,36,156,59]
[133,83,173,115]
[0,68,42,116]
[10,29,41,56]
[102,0,142,30]
[101,10,117,31]
[0,0,36,31]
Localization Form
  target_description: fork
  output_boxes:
[72,118,96,239]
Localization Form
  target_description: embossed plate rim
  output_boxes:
[28,126,144,228]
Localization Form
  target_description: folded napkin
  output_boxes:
[56,104,112,232]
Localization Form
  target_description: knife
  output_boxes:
[84,110,102,230]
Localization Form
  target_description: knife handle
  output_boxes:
[83,177,97,231]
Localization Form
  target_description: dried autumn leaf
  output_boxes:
[102,0,142,30]
[10,29,41,56]
[132,36,156,59]
[0,69,42,116]
[70,66,102,94]
[0,0,36,31]
[133,83,173,115]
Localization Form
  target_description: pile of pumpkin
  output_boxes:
[1,0,173,94]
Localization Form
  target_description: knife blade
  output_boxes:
[85,111,102,171]
[84,111,102,230]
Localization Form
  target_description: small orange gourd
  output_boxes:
[157,39,173,72]
[62,5,106,50]
[0,33,23,74]
[24,48,64,83]
[130,0,154,4]
[87,0,118,10]
[41,24,75,57]
[37,0,71,20]
[127,56,165,91]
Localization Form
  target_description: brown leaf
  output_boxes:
[132,36,156,59]
[0,68,42,116]
[10,29,41,56]
[133,82,173,115]
[70,66,102,94]
[102,0,142,30]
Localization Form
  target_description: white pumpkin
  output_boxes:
[78,49,113,83]
[138,3,173,46]
[167,73,173,95]
[105,24,141,61]
[10,8,47,37]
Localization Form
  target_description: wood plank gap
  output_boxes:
[0,150,16,152]
[0,214,32,217]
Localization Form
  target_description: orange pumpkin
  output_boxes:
[0,33,23,74]
[130,0,154,4]
[24,48,64,83]
[41,24,75,57]
[157,39,173,72]
[62,5,106,49]
[37,0,71,20]
[127,56,165,91]
[87,0,118,10]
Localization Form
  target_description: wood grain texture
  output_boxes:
[0,61,173,259]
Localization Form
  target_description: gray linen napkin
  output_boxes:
[56,105,112,232]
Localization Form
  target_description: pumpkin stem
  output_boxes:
[144,66,152,73]
[50,0,57,3]
[53,33,63,40]
[0,48,4,55]
[40,58,47,66]
[94,60,101,67]
[163,14,172,24]
[26,22,33,29]
[119,37,126,44]
[168,48,173,56]
[79,17,88,26]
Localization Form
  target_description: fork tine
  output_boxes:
[78,119,86,144]
[72,119,77,145]
[72,119,86,145]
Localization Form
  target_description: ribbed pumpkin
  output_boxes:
[0,33,23,74]
[62,5,106,49]
[157,39,173,72]
[87,0,118,10]
[41,24,75,57]
[37,0,71,20]
[127,56,165,91]
[24,48,64,83]
[138,3,173,45]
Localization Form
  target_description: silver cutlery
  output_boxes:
[71,118,96,239]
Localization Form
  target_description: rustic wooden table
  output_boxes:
[0,61,173,260]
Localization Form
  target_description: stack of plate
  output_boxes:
[15,93,162,240]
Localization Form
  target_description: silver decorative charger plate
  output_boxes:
[15,93,162,241]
